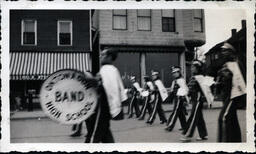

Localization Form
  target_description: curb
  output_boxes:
[10,116,49,120]
[10,106,222,121]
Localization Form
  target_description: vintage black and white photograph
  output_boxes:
[1,1,255,152]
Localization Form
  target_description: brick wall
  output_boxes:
[10,10,90,52]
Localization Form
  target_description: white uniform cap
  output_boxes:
[151,71,159,76]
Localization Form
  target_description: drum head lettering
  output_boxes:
[40,69,98,125]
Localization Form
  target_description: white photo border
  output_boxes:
[0,0,255,152]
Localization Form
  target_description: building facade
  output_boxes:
[9,9,206,110]
[93,9,206,87]
[10,10,92,110]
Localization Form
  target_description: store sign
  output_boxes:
[40,69,98,125]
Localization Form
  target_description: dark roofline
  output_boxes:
[206,21,246,55]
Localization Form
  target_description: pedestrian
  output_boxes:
[180,60,208,142]
[14,95,23,111]
[127,76,141,118]
[138,75,154,120]
[214,42,246,142]
[146,71,167,125]
[85,48,127,143]
[165,66,188,132]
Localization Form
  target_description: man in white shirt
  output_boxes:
[85,48,127,143]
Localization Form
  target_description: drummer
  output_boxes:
[138,75,154,120]
[165,66,188,132]
[85,48,127,143]
[128,76,142,118]
[146,71,167,125]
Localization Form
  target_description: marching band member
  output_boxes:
[180,60,209,142]
[146,71,167,125]
[165,66,188,132]
[85,48,127,143]
[128,76,142,118]
[214,43,246,142]
[138,75,154,120]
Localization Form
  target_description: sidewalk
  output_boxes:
[10,110,47,120]
[10,102,222,120]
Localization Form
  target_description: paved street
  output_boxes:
[10,107,246,143]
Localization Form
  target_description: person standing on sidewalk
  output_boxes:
[165,66,188,132]
[214,43,246,142]
[138,75,154,120]
[127,76,142,118]
[180,60,208,142]
[146,71,167,125]
[85,48,127,143]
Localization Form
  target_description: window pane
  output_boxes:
[162,10,174,17]
[194,18,202,32]
[138,17,150,30]
[138,10,151,17]
[59,22,71,33]
[59,33,71,45]
[169,18,175,32]
[162,23,169,32]
[24,20,35,32]
[23,32,35,44]
[194,10,202,18]
[113,16,126,29]
[162,17,175,32]
[113,10,127,16]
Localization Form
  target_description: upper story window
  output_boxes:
[113,10,127,30]
[21,19,37,45]
[137,10,151,31]
[162,10,175,32]
[58,20,72,46]
[194,10,203,32]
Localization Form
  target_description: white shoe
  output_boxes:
[180,136,191,142]
[196,136,208,141]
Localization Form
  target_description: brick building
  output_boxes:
[92,9,206,87]
[10,10,92,110]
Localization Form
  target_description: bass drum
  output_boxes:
[40,69,98,125]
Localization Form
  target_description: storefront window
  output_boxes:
[113,52,140,88]
[146,52,179,86]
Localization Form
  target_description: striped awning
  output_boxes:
[10,52,92,80]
